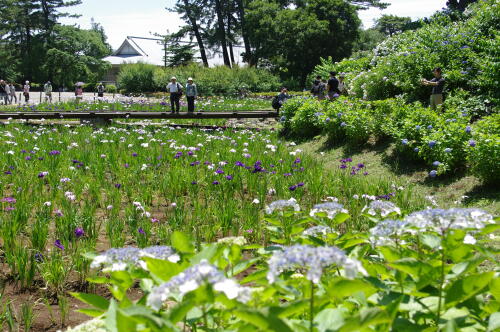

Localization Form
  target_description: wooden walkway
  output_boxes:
[0,110,278,121]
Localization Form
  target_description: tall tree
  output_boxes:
[213,0,232,67]
[171,0,210,67]
[374,14,412,36]
[447,0,477,12]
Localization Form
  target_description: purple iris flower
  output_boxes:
[469,140,476,147]
[115,183,122,189]
[54,240,65,250]
[49,150,61,156]
[191,181,198,185]
[289,185,297,191]
[74,227,85,238]
[138,227,146,235]
[225,175,233,180]
[297,182,304,187]
[215,168,225,174]
[132,152,138,157]
[1,197,16,203]
[212,181,220,185]
[124,163,130,168]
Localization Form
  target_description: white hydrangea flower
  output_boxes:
[265,198,300,214]
[310,202,348,219]
[267,245,366,284]
[363,200,401,217]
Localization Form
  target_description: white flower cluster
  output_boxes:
[369,208,494,246]
[303,225,334,237]
[267,245,367,284]
[91,246,180,272]
[363,200,401,217]
[309,202,348,219]
[265,198,300,214]
[369,219,410,246]
[405,208,494,232]
[147,260,252,310]
[217,236,247,246]
[61,319,106,332]
[133,201,151,218]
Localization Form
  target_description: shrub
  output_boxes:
[105,84,117,94]
[466,114,500,184]
[117,62,158,94]
[118,63,281,95]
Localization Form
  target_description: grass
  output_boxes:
[296,134,500,215]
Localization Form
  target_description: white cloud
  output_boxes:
[358,0,448,28]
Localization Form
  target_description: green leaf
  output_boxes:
[327,279,376,299]
[272,300,309,318]
[445,272,495,307]
[171,231,195,254]
[169,300,195,323]
[105,299,137,332]
[77,308,105,317]
[142,257,182,282]
[230,258,260,277]
[420,233,441,249]
[332,212,350,225]
[233,308,293,332]
[490,277,500,300]
[488,312,500,332]
[70,292,109,311]
[314,308,345,332]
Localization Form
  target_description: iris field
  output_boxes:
[0,117,498,331]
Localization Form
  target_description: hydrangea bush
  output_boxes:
[73,202,499,332]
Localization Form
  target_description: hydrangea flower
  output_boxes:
[363,200,401,217]
[90,246,180,272]
[265,198,300,214]
[309,202,348,219]
[147,260,252,310]
[405,208,494,233]
[303,225,334,237]
[369,219,410,246]
[267,245,366,284]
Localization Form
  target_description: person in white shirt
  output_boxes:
[4,82,10,104]
[23,81,30,103]
[44,81,53,103]
[166,76,183,114]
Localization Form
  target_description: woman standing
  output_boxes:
[75,84,83,104]
[185,77,198,113]
[9,83,17,104]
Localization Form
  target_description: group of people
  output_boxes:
[0,80,21,104]
[166,76,198,113]
[310,71,347,100]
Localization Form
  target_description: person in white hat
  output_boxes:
[44,81,53,103]
[185,77,198,113]
[166,76,183,113]
[23,80,30,103]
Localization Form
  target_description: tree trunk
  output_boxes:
[214,0,232,67]
[227,12,235,65]
[183,0,209,67]
[236,0,254,65]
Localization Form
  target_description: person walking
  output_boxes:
[0,80,8,105]
[3,81,10,104]
[9,83,17,104]
[44,81,53,103]
[327,71,340,100]
[185,77,198,113]
[421,67,445,110]
[23,81,30,103]
[97,82,105,98]
[167,76,183,114]
[272,87,291,111]
[75,84,83,104]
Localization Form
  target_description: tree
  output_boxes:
[171,0,210,67]
[161,29,198,67]
[374,14,412,36]
[246,0,360,85]
[447,0,477,12]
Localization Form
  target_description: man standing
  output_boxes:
[167,77,183,114]
[421,67,445,110]
[185,77,198,113]
[23,81,30,103]
[97,82,105,98]
[44,81,53,103]
[0,80,8,105]
[327,71,340,100]
[311,75,322,98]
[9,83,16,104]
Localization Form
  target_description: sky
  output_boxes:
[61,0,448,50]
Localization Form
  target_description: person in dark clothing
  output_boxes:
[327,71,340,100]
[421,67,445,109]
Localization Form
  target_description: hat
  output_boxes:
[187,77,193,81]
[171,76,177,80]
[26,80,29,84]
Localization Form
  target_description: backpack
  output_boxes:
[177,83,183,96]
[272,95,281,109]
[97,85,104,93]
